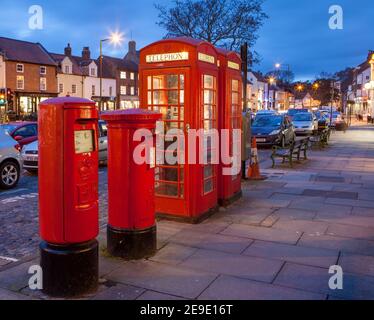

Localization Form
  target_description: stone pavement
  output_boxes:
[0,125,374,300]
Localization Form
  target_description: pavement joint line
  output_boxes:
[270,260,287,285]
[195,274,221,300]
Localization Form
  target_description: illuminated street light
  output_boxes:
[99,31,124,110]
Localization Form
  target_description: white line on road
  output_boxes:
[0,188,28,196]
[0,256,19,262]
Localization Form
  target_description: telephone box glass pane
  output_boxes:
[147,73,185,199]
[74,130,94,154]
[204,75,214,89]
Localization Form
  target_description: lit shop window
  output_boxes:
[17,76,24,90]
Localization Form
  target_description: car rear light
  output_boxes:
[14,144,22,152]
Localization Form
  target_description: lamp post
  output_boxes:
[99,32,123,111]
[268,77,276,110]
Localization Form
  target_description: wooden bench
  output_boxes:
[271,138,309,168]
[310,129,330,149]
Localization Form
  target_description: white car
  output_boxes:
[0,128,22,189]
[21,120,108,173]
[292,112,318,136]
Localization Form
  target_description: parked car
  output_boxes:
[251,114,295,147]
[255,110,277,118]
[0,128,22,189]
[315,113,329,131]
[21,120,108,173]
[292,112,318,136]
[287,108,309,120]
[0,121,38,148]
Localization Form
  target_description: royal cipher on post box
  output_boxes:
[139,37,221,223]
[38,97,99,297]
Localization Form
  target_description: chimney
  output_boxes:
[64,43,72,56]
[129,40,136,55]
[82,47,91,60]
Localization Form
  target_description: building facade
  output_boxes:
[51,45,116,110]
[0,37,58,118]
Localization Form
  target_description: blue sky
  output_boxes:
[0,0,373,80]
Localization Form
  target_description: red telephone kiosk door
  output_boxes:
[217,49,243,206]
[139,37,219,222]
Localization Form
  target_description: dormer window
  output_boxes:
[64,65,70,74]
[90,68,96,77]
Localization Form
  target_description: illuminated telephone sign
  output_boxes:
[228,61,240,70]
[198,52,215,64]
[146,52,189,63]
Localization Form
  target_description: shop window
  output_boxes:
[16,76,24,90]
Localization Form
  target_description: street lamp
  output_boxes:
[275,63,291,83]
[100,32,123,110]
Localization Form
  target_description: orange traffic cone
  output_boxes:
[247,137,267,180]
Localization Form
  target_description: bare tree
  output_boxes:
[155,0,267,62]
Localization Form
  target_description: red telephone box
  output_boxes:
[139,37,219,223]
[101,109,161,259]
[39,97,99,297]
[217,48,243,206]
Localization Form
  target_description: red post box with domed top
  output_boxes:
[101,109,161,260]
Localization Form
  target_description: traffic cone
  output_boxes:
[247,137,267,180]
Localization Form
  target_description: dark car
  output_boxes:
[1,122,38,148]
[251,115,295,147]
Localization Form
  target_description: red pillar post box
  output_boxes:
[39,97,99,297]
[217,48,243,206]
[101,109,161,259]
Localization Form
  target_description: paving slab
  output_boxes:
[180,248,283,283]
[272,208,317,221]
[0,288,30,300]
[150,243,198,266]
[137,290,186,300]
[198,275,326,300]
[244,240,339,268]
[338,252,374,278]
[221,223,302,245]
[106,260,217,299]
[272,219,329,235]
[91,283,145,300]
[315,214,374,228]
[298,233,374,256]
[325,198,374,209]
[351,207,374,217]
[0,258,38,292]
[326,224,374,241]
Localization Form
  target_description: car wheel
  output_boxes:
[0,161,20,189]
